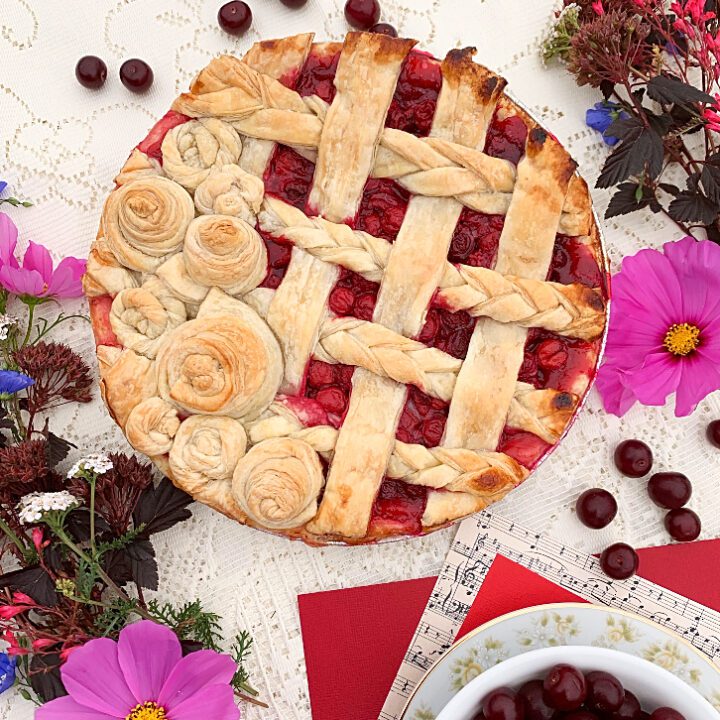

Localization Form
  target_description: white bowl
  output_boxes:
[436,645,718,719]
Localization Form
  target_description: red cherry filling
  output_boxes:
[550,234,604,289]
[448,210,504,268]
[259,231,293,289]
[485,112,528,166]
[519,328,595,393]
[136,110,189,162]
[355,178,410,241]
[89,296,120,347]
[418,306,476,359]
[498,427,551,470]
[304,360,354,426]
[369,478,428,536]
[397,386,449,447]
[386,51,443,137]
[264,144,315,211]
[328,268,379,321]
[294,50,341,103]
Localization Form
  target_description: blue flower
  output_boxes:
[0,370,34,396]
[0,182,7,196]
[585,101,629,146]
[0,653,15,694]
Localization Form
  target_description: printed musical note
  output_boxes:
[379,510,720,720]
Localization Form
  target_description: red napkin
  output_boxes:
[298,539,720,720]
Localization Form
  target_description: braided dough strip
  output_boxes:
[259,197,605,341]
[173,58,590,235]
[246,405,527,496]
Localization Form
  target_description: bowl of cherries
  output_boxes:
[435,645,718,720]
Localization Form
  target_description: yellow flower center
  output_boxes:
[663,323,701,356]
[126,702,167,720]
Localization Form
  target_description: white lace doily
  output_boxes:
[1,1,719,718]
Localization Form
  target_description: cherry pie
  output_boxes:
[85,32,609,544]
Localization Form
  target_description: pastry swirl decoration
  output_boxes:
[173,61,590,234]
[258,197,605,340]
[161,118,243,190]
[84,238,138,297]
[103,176,195,272]
[194,164,265,222]
[109,277,187,358]
[183,214,267,295]
[155,296,283,420]
[169,415,247,494]
[125,397,180,456]
[232,438,324,530]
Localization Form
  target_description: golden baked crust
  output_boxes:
[86,32,608,545]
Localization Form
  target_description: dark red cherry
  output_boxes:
[600,543,639,580]
[576,488,618,529]
[585,671,624,712]
[647,472,692,509]
[706,419,720,448]
[279,0,308,6]
[518,680,553,720]
[562,712,600,720]
[649,709,685,720]
[119,59,154,92]
[75,55,107,89]
[542,664,586,711]
[316,386,347,415]
[664,508,701,542]
[370,22,398,37]
[344,0,381,29]
[614,439,653,477]
[481,687,525,720]
[218,1,252,34]
[610,691,643,720]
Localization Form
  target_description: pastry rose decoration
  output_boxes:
[161,118,242,190]
[109,277,187,358]
[125,397,180,456]
[194,164,265,223]
[103,176,194,272]
[169,415,247,493]
[184,214,267,296]
[232,438,324,529]
[155,291,283,420]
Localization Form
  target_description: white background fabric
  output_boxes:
[1,1,719,718]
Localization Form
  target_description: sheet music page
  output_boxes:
[380,511,720,720]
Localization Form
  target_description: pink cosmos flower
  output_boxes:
[0,213,85,299]
[36,620,240,720]
[597,237,720,417]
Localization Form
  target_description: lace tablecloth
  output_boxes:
[1,1,720,718]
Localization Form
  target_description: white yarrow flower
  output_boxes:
[0,315,18,341]
[17,491,81,524]
[67,453,113,479]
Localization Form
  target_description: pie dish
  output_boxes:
[85,31,609,545]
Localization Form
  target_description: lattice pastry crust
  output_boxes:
[86,32,608,545]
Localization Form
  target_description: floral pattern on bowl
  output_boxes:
[401,603,720,720]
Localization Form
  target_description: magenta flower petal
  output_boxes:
[158,649,237,711]
[61,637,136,717]
[117,620,182,704]
[45,256,87,297]
[675,358,720,416]
[627,352,683,407]
[165,682,240,720]
[36,695,118,720]
[23,241,53,283]
[596,362,639,416]
[0,265,45,296]
[0,213,19,269]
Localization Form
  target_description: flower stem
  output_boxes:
[0,517,30,561]
[88,478,96,556]
[20,304,35,348]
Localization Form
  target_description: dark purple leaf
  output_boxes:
[596,124,664,188]
[181,639,205,656]
[133,478,193,537]
[659,183,681,197]
[700,153,720,206]
[102,548,134,586]
[668,190,719,224]
[0,566,58,606]
[29,653,67,702]
[605,182,661,219]
[65,509,112,543]
[42,429,75,469]
[646,75,714,106]
[126,539,158,591]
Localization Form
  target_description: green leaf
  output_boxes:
[646,75,714,107]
